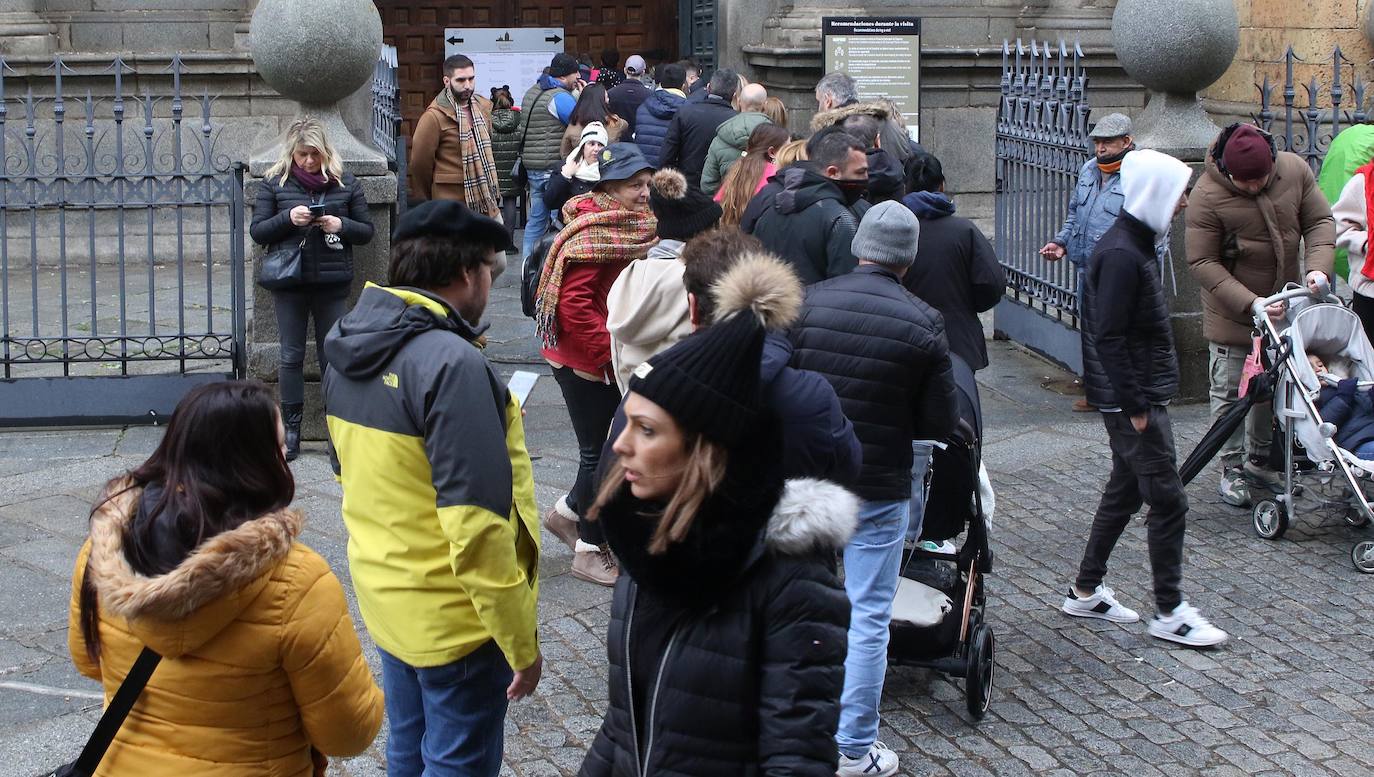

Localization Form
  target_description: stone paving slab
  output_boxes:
[0,274,1370,775]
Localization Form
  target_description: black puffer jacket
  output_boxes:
[659,95,736,188]
[1081,212,1180,412]
[581,472,856,777]
[250,173,373,288]
[750,165,870,285]
[789,265,958,501]
[634,89,687,167]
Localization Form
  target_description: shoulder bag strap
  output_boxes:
[70,647,162,775]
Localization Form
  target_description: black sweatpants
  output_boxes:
[1352,292,1374,347]
[1075,406,1187,613]
[551,366,622,545]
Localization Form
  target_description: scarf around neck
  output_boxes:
[290,163,331,194]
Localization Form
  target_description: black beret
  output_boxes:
[391,200,514,251]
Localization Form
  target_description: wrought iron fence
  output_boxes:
[373,44,407,214]
[1252,46,1370,176]
[994,39,1092,327]
[0,53,245,424]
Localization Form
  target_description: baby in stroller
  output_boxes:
[1309,353,1374,460]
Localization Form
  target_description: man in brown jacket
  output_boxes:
[410,54,502,220]
[1186,123,1335,507]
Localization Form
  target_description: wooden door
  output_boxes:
[376,1,681,139]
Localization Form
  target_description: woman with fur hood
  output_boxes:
[606,167,723,392]
[580,260,857,777]
[67,380,382,776]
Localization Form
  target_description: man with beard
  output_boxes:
[411,54,503,221]
[1041,112,1138,411]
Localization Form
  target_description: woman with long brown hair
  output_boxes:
[715,122,792,227]
[68,380,382,776]
[580,259,857,777]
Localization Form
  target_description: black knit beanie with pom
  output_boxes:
[649,168,723,241]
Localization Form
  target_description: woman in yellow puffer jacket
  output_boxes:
[66,380,383,776]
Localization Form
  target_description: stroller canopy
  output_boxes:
[1280,303,1374,461]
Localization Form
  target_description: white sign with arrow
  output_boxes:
[444,27,566,104]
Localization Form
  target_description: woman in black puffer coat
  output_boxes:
[250,117,373,460]
[580,267,856,777]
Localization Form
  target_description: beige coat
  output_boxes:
[606,241,693,393]
[1185,132,1335,345]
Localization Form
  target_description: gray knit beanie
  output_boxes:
[850,200,921,269]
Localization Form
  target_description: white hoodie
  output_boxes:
[605,240,693,393]
[1121,148,1192,236]
[1333,172,1374,298]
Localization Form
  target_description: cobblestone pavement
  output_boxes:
[0,270,1371,776]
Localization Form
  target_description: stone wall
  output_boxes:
[1202,0,1374,126]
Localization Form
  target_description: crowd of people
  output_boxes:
[64,45,1362,777]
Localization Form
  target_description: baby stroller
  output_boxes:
[888,355,996,718]
[1246,281,1374,572]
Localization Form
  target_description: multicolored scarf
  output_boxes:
[454,88,501,218]
[534,192,658,349]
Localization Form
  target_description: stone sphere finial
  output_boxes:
[1113,0,1238,94]
[250,0,383,105]
[1111,0,1240,158]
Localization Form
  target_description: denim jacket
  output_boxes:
[1054,158,1126,267]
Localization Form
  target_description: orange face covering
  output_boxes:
[1097,158,1123,175]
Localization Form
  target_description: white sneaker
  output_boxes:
[836,742,899,777]
[1061,584,1140,623]
[1148,602,1228,647]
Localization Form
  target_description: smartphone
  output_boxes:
[308,203,327,217]
[508,371,539,409]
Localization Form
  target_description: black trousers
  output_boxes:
[1075,407,1187,613]
[551,366,622,545]
[1353,292,1374,347]
[273,285,349,406]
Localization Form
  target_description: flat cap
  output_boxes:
[392,199,514,251]
[1089,113,1133,139]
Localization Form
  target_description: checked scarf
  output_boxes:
[455,88,501,218]
[534,192,658,349]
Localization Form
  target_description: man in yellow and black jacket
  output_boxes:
[323,199,540,776]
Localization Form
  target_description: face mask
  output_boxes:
[835,178,867,206]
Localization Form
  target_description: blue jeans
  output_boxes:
[837,499,911,758]
[1356,440,1374,459]
[379,641,513,777]
[522,170,553,259]
[906,441,934,542]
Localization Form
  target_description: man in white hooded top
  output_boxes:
[1061,149,1229,648]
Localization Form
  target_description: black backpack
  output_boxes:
[521,224,559,318]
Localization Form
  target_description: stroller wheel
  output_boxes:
[1354,541,1374,574]
[965,623,994,719]
[1252,499,1288,540]
[1345,508,1372,528]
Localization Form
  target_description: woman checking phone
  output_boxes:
[251,117,374,460]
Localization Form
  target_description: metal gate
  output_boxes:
[992,39,1093,372]
[1252,45,1369,175]
[0,55,246,426]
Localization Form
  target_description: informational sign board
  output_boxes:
[821,17,921,142]
[444,28,565,103]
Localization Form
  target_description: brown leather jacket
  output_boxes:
[1185,125,1335,345]
[409,89,494,206]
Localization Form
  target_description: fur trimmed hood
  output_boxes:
[84,478,304,656]
[809,99,902,132]
[765,478,858,555]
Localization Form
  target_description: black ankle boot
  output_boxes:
[282,403,303,462]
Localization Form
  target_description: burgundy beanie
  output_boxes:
[1221,125,1274,180]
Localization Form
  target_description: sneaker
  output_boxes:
[542,497,579,552]
[1061,584,1140,623]
[1243,458,1283,495]
[1148,602,1228,647]
[1218,467,1250,507]
[571,546,619,587]
[837,742,899,777]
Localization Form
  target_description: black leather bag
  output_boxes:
[509,94,538,191]
[46,647,161,777]
[521,224,559,319]
[256,229,310,291]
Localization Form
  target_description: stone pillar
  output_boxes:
[1112,0,1239,402]
[0,0,56,56]
[247,0,396,439]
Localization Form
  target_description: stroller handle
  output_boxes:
[1251,276,1339,319]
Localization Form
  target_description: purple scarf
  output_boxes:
[290,163,331,194]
